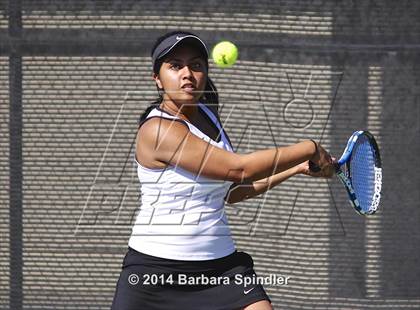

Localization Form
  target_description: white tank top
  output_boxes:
[128,102,236,260]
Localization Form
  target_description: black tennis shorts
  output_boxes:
[111,247,271,310]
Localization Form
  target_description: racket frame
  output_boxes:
[336,130,382,215]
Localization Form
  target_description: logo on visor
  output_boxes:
[176,36,186,40]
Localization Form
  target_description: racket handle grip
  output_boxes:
[309,161,321,172]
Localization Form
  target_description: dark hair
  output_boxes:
[138,31,219,125]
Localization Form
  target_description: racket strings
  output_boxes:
[348,136,381,213]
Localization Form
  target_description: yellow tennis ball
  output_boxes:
[212,41,238,68]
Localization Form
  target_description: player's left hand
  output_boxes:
[298,157,336,178]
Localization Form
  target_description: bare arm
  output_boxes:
[224,165,301,204]
[137,118,332,183]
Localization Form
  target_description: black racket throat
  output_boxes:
[308,161,321,173]
[308,161,339,173]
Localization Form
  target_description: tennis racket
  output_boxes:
[310,131,382,215]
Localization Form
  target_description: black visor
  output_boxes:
[152,33,209,73]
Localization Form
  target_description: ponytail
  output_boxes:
[202,77,233,148]
[138,90,163,127]
[201,77,219,112]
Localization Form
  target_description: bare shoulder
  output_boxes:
[136,117,190,168]
[137,117,191,151]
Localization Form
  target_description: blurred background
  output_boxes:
[1,1,419,309]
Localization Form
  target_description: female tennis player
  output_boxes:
[111,31,335,310]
